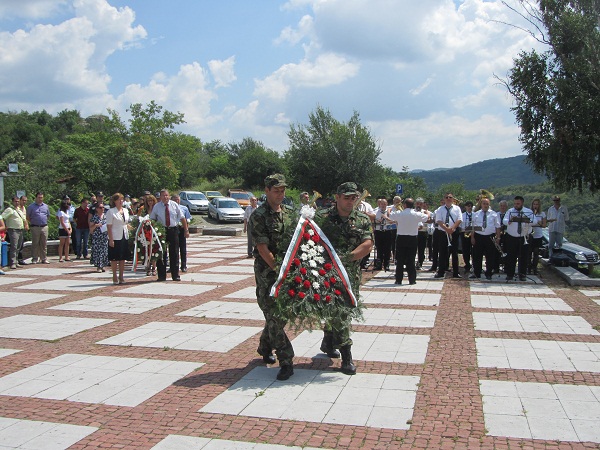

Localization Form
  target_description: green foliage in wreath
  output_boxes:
[128,216,167,264]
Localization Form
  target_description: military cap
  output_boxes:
[264,173,288,188]
[336,182,360,196]
[95,191,104,197]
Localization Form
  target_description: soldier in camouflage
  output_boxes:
[250,173,298,381]
[314,182,374,375]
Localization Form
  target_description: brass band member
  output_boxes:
[461,201,474,272]
[374,197,394,271]
[493,200,508,274]
[415,197,430,270]
[434,193,462,279]
[470,198,497,280]
[528,198,547,275]
[502,196,538,281]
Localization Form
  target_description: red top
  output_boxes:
[74,206,90,229]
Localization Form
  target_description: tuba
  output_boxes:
[353,189,370,209]
[310,191,322,208]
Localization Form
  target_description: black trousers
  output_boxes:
[431,229,440,270]
[178,226,187,269]
[504,235,529,278]
[493,233,507,272]
[417,232,427,266]
[374,229,393,268]
[395,235,418,284]
[472,233,496,277]
[461,233,472,268]
[157,227,180,280]
[436,229,460,276]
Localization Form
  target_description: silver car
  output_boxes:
[179,191,209,214]
[207,197,245,223]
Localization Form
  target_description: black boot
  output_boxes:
[340,346,356,375]
[258,349,276,365]
[276,364,294,381]
[320,331,340,358]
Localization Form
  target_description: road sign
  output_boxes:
[396,184,403,195]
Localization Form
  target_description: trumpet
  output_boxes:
[492,235,507,257]
[353,189,370,209]
[446,230,452,247]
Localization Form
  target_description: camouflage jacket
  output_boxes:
[250,201,298,268]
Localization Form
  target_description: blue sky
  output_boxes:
[0,0,543,171]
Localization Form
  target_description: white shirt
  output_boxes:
[389,208,430,236]
[435,204,462,228]
[357,201,374,215]
[374,208,395,231]
[472,209,497,236]
[57,211,71,230]
[106,207,130,240]
[150,200,184,228]
[503,207,538,238]
[462,210,474,232]
[244,205,257,221]
[531,212,546,238]
[547,204,569,233]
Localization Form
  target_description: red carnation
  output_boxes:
[311,234,320,243]
[288,289,296,297]
[324,263,332,271]
[303,232,311,241]
[300,267,307,275]
[325,295,332,303]
[294,276,302,284]
[330,277,337,284]
[324,281,330,288]
[318,269,326,276]
[293,258,301,266]
[314,293,321,301]
[298,292,305,299]
[334,289,342,296]
[303,280,311,289]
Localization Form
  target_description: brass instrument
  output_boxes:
[492,235,507,257]
[353,189,370,209]
[310,191,322,208]
[475,189,494,211]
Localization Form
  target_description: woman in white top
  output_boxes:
[528,198,547,275]
[56,199,72,262]
[106,193,131,285]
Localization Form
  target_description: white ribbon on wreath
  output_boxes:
[132,215,163,272]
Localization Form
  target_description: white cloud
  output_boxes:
[0,0,68,20]
[208,56,237,88]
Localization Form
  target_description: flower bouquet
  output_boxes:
[129,215,166,272]
[270,206,363,330]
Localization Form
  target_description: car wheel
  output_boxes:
[218,213,223,223]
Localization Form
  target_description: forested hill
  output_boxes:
[414,155,546,191]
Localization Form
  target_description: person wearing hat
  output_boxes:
[547,195,569,258]
[314,182,374,375]
[250,173,297,380]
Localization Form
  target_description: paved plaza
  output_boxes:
[0,234,598,449]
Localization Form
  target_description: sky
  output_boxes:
[0,0,544,171]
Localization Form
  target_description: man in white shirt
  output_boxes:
[374,197,394,271]
[502,195,538,281]
[470,198,497,280]
[461,201,474,272]
[389,198,430,285]
[547,195,569,257]
[171,194,192,273]
[150,189,189,281]
[357,197,375,269]
[434,193,462,278]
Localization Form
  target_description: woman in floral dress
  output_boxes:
[89,202,109,272]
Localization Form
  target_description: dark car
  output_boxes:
[540,229,600,272]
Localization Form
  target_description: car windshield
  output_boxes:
[230,192,249,200]
[187,193,207,200]
[218,200,241,209]
[206,191,222,196]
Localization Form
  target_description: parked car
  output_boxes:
[179,191,209,214]
[205,190,224,200]
[540,229,600,272]
[228,189,253,208]
[207,197,245,223]
[257,194,294,208]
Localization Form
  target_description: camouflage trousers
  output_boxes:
[254,262,294,366]
[324,312,353,349]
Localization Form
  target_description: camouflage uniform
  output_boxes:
[251,199,297,366]
[315,201,374,348]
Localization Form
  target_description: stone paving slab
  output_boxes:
[0,417,98,450]
[471,294,573,311]
[469,283,556,296]
[48,296,178,314]
[180,273,251,283]
[8,267,81,277]
[0,277,35,286]
[201,265,255,274]
[176,301,264,321]
[354,308,437,328]
[579,289,600,297]
[15,279,114,292]
[363,279,444,291]
[117,283,216,297]
[360,290,440,306]
[224,286,257,299]
[0,293,65,308]
[230,259,256,266]
[0,349,20,359]
[0,354,202,407]
[185,257,224,264]
[0,315,114,340]
[473,312,599,335]
[200,367,419,430]
[151,435,327,449]
[97,322,262,352]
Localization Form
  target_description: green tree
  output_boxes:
[504,0,600,192]
[227,137,286,187]
[285,106,383,196]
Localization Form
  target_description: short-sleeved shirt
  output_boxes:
[74,206,89,229]
[250,202,297,265]
[1,207,25,229]
[149,200,184,227]
[26,202,50,226]
[57,211,71,230]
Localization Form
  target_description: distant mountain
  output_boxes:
[412,155,546,191]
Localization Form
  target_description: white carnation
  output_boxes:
[311,270,319,277]
[315,256,325,264]
[300,253,309,261]
[312,281,320,290]
[317,245,325,253]
[308,229,314,236]
[307,240,315,247]
[308,259,317,268]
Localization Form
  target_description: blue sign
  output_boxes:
[396,184,403,195]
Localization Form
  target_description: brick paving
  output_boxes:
[0,235,598,449]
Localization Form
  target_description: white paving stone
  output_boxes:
[117,283,216,297]
[293,330,430,364]
[363,279,443,291]
[97,322,261,352]
[0,354,201,407]
[473,312,599,335]
[470,283,555,296]
[0,417,98,450]
[9,267,81,277]
[200,367,419,429]
[201,265,255,274]
[0,315,114,340]
[151,435,326,449]
[177,301,263,321]
[0,293,65,308]
[193,252,243,259]
[579,289,600,297]
[211,248,246,254]
[594,299,600,307]
[361,290,440,306]
[354,308,437,328]
[48,296,178,314]
[0,277,35,286]
[185,257,224,264]
[0,349,20,358]
[230,259,256,266]
[224,287,256,299]
[75,270,149,279]
[471,295,573,311]
[180,273,251,283]
[476,338,600,372]
[15,279,114,292]
[481,380,600,442]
